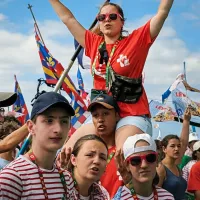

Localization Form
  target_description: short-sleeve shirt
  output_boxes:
[85,20,156,118]
[100,146,123,198]
[187,161,200,193]
[182,160,197,182]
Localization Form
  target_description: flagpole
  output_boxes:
[17,133,32,157]
[18,5,43,157]
[28,4,45,46]
[183,61,189,106]
[183,61,187,82]
[53,0,110,92]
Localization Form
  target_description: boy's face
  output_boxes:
[28,106,71,152]
[91,104,118,137]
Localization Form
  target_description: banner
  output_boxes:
[171,89,200,117]
[149,100,177,122]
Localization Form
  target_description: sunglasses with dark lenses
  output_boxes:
[128,152,157,166]
[97,13,123,22]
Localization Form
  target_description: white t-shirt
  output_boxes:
[80,194,90,200]
[182,160,197,182]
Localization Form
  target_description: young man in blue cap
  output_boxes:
[0,92,76,199]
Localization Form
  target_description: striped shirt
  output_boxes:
[0,156,110,200]
[182,160,197,182]
[113,186,174,200]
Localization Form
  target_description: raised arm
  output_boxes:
[150,0,174,39]
[175,107,191,165]
[49,0,86,47]
[0,124,29,153]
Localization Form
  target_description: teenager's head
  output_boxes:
[123,134,158,186]
[188,133,199,151]
[88,94,119,137]
[192,141,200,160]
[162,134,181,160]
[71,134,108,184]
[97,2,125,38]
[27,92,74,152]
[0,116,20,140]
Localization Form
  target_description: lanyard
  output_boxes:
[126,181,158,200]
[29,152,68,200]
[107,149,115,164]
[91,37,122,91]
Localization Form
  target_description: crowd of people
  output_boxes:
[0,0,200,199]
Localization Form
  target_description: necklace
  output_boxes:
[107,149,115,164]
[29,152,68,200]
[91,37,122,91]
[126,181,158,200]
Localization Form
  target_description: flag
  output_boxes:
[35,24,89,134]
[149,100,177,122]
[77,66,90,106]
[69,94,90,135]
[172,88,200,117]
[13,75,29,125]
[162,73,184,103]
[74,39,84,68]
[74,39,90,69]
[162,73,200,103]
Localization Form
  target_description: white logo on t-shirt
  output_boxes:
[117,54,130,67]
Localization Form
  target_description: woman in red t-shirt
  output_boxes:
[49,0,174,150]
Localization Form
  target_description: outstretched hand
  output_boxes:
[56,147,72,170]
[184,106,192,122]
[114,149,131,185]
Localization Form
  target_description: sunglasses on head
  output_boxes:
[127,152,157,166]
[97,13,123,22]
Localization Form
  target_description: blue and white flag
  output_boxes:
[162,73,185,103]
[74,39,90,69]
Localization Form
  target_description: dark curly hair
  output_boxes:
[0,116,21,140]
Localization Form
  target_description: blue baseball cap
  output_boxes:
[31,92,75,119]
[87,94,119,112]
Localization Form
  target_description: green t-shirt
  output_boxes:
[178,155,192,169]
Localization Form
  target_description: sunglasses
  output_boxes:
[97,13,123,22]
[127,152,157,166]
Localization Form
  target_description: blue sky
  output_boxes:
[0,0,200,139]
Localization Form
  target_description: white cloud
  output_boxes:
[0,13,6,21]
[181,13,199,21]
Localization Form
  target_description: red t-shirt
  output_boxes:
[85,20,156,117]
[100,146,124,198]
[187,161,200,193]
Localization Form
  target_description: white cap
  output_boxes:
[123,133,157,160]
[193,141,200,151]
[189,133,199,143]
